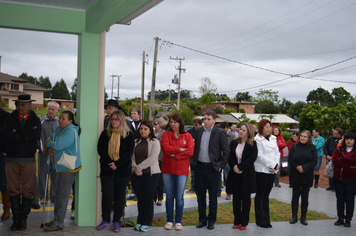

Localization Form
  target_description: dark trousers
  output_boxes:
[334,178,356,220]
[292,182,310,217]
[254,172,274,226]
[100,175,130,223]
[155,161,164,201]
[195,162,220,224]
[232,175,251,226]
[132,173,160,226]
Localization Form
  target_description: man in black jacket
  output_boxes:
[0,96,10,221]
[324,128,342,191]
[192,110,229,230]
[2,95,41,231]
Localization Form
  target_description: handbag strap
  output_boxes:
[71,128,78,153]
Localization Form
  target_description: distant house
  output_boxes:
[211,101,256,114]
[0,72,46,109]
[231,113,299,130]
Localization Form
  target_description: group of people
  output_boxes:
[1,96,355,233]
[0,95,81,232]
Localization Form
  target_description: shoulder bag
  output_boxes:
[57,128,78,170]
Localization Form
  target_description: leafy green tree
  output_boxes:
[171,105,195,125]
[298,104,322,133]
[147,89,192,101]
[279,98,293,114]
[201,93,216,105]
[254,89,280,104]
[19,72,37,84]
[182,99,202,115]
[287,101,307,119]
[38,76,52,98]
[223,109,235,114]
[51,79,70,100]
[199,77,217,95]
[254,100,279,114]
[216,95,231,102]
[235,92,252,102]
[331,87,354,104]
[70,78,77,101]
[212,106,223,114]
[306,87,334,107]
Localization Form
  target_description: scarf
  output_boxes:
[108,129,121,161]
[19,110,30,129]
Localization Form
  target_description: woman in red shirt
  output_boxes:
[160,114,194,231]
[273,126,286,187]
[332,132,356,227]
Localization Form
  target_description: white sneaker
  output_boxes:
[70,210,75,220]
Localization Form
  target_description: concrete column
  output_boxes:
[75,31,100,226]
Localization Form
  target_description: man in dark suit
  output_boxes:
[192,110,229,230]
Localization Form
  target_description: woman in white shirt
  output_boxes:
[254,119,280,228]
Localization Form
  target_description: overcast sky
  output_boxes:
[1,0,356,103]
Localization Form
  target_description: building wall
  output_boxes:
[24,89,44,107]
[240,104,254,114]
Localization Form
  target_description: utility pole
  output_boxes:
[141,51,148,117]
[166,84,171,102]
[110,74,117,99]
[149,37,160,121]
[117,75,121,102]
[170,57,185,110]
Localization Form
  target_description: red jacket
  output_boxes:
[288,140,296,151]
[275,135,286,158]
[161,130,194,175]
[332,148,356,180]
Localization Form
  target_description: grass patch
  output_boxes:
[151,199,333,227]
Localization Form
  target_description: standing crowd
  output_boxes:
[1,96,355,233]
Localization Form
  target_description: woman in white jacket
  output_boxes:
[254,119,280,228]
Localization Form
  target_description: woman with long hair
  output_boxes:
[254,119,280,228]
[312,128,325,188]
[272,126,286,188]
[332,132,356,227]
[287,132,299,187]
[97,110,135,232]
[226,123,257,230]
[288,130,317,226]
[131,120,161,232]
[44,111,82,232]
[153,117,167,206]
[160,114,194,231]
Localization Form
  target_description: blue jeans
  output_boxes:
[195,163,220,224]
[334,178,356,220]
[53,172,77,228]
[162,174,188,223]
[326,159,334,189]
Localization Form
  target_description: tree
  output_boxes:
[254,100,279,114]
[306,87,334,107]
[298,104,322,133]
[279,98,293,114]
[147,89,193,101]
[38,76,52,98]
[70,78,77,101]
[171,105,195,125]
[51,79,70,100]
[235,92,252,102]
[331,87,354,104]
[19,72,37,84]
[199,77,217,95]
[287,101,307,119]
[254,89,279,104]
[212,106,223,114]
[201,93,216,105]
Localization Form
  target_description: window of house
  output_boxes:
[11,84,19,91]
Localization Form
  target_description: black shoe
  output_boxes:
[207,222,215,230]
[314,184,318,188]
[290,216,297,224]
[300,217,308,226]
[196,222,207,228]
[289,185,293,188]
[275,184,281,188]
[31,203,41,209]
[17,219,27,230]
[126,195,135,200]
[267,223,273,228]
[326,187,333,191]
[257,223,269,228]
[334,219,344,226]
[344,219,351,227]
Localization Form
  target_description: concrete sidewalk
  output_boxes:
[1,182,354,235]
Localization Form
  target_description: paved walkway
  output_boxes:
[1,183,355,235]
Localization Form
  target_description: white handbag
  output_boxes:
[57,128,78,170]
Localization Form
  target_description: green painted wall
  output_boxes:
[75,32,100,226]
